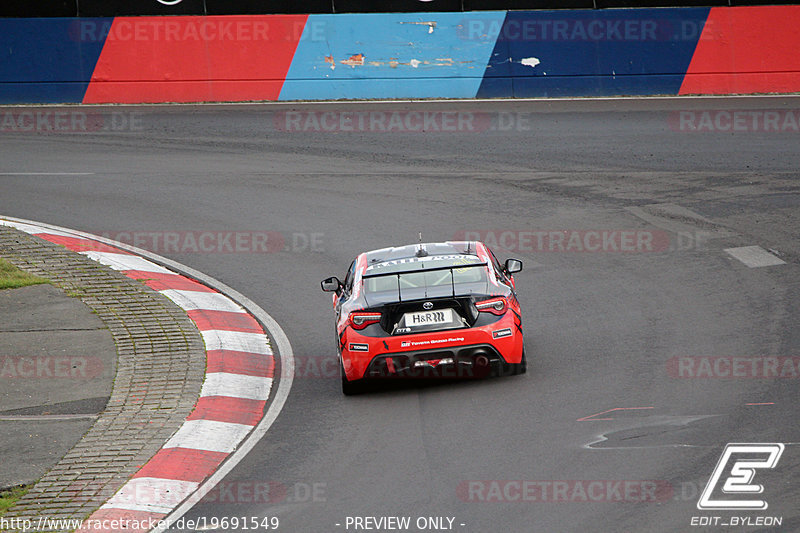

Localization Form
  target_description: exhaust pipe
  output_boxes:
[467,351,493,378]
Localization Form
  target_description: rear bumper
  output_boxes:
[341,312,523,381]
[364,343,504,379]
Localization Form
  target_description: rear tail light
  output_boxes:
[475,297,507,315]
[350,312,382,329]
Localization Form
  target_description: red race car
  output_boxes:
[321,241,525,395]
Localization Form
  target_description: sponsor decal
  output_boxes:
[348,343,369,352]
[365,254,480,272]
[401,337,465,348]
[492,328,513,339]
[410,310,447,325]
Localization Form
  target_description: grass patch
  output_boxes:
[0,257,48,290]
[0,485,28,515]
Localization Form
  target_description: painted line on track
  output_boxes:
[0,215,294,533]
[724,246,786,268]
[577,406,654,422]
[0,172,95,176]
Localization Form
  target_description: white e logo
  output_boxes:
[697,443,784,510]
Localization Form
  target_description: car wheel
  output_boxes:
[341,359,366,395]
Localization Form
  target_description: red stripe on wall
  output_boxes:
[188,396,266,426]
[680,6,800,95]
[83,15,308,103]
[206,349,274,377]
[133,447,228,482]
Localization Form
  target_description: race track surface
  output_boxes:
[1,97,798,532]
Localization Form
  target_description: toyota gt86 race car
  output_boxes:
[321,241,525,395]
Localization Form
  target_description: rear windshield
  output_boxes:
[363,256,489,302]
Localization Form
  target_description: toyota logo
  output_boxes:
[423,302,434,310]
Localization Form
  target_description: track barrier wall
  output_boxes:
[1,6,799,104]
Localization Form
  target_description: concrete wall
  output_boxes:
[1,6,798,104]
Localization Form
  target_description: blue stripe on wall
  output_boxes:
[477,8,709,98]
[279,12,507,101]
[0,18,110,103]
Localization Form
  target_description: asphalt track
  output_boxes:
[1,97,799,532]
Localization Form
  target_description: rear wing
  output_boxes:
[362,263,488,303]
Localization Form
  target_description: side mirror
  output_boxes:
[321,276,343,293]
[504,258,523,274]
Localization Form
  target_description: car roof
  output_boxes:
[363,241,481,266]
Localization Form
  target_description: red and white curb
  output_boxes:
[1,217,294,533]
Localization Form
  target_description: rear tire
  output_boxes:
[341,359,367,395]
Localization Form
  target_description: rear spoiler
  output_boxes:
[362,263,488,303]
